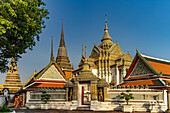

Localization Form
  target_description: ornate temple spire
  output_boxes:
[3,57,22,90]
[82,44,84,57]
[59,19,65,47]
[101,13,112,42]
[56,19,73,70]
[85,40,87,58]
[99,13,113,49]
[83,40,90,70]
[104,13,108,31]
[51,36,54,61]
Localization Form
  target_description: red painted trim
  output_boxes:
[126,56,138,79]
[23,89,36,91]
[149,86,170,89]
[125,76,170,82]
[82,87,84,105]
[35,80,66,83]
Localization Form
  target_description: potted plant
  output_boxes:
[120,90,134,112]
[41,91,51,110]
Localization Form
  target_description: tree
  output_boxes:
[0,0,49,73]
[120,90,134,105]
[41,91,51,104]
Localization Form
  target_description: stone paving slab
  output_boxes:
[14,109,121,113]
[12,109,156,113]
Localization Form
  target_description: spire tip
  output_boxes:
[50,36,54,61]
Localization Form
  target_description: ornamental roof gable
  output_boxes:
[122,52,133,61]
[39,64,66,81]
[109,42,124,56]
[125,51,159,80]
[90,43,101,58]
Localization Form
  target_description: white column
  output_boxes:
[164,90,168,107]
[116,65,119,85]
[23,92,25,105]
[26,91,30,103]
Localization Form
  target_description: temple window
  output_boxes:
[119,69,122,83]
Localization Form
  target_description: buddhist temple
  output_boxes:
[65,44,108,109]
[56,19,73,71]
[119,50,170,89]
[17,17,170,112]
[22,37,68,106]
[73,14,133,85]
[3,57,22,93]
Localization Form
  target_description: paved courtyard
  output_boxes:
[14,109,122,113]
[12,109,159,113]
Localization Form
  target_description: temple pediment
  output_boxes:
[130,59,152,76]
[109,43,124,56]
[90,44,101,58]
[122,52,133,61]
[39,64,66,81]
[125,51,159,80]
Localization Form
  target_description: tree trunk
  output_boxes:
[127,100,129,105]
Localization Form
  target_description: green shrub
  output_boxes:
[41,91,51,104]
[0,105,11,112]
[120,90,134,105]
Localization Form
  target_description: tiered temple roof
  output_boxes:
[120,50,170,89]
[23,37,68,90]
[3,57,22,92]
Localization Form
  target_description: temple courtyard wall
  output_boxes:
[24,87,167,112]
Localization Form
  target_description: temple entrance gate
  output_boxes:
[78,82,91,106]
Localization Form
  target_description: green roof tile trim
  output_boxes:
[29,83,39,88]
[154,79,164,86]
[137,51,159,75]
[162,74,170,77]
[144,57,170,65]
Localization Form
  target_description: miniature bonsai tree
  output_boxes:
[120,90,134,105]
[41,91,51,104]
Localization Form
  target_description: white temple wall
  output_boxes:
[91,69,97,77]
[110,66,117,85]
[107,88,167,112]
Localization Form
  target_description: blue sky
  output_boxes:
[1,0,170,84]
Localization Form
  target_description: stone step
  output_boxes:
[77,106,90,110]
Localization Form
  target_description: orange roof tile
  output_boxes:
[64,71,73,79]
[147,60,170,75]
[120,80,156,87]
[166,80,170,84]
[35,83,65,88]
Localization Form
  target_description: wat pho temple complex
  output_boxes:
[2,16,170,112]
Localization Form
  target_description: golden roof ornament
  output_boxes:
[101,13,112,42]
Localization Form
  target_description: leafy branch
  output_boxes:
[120,90,134,105]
